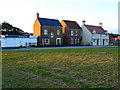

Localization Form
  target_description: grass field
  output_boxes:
[2,47,118,88]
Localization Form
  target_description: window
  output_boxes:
[46,39,48,43]
[71,38,74,44]
[93,39,95,42]
[75,31,78,36]
[42,39,49,44]
[106,39,108,42]
[71,31,73,36]
[44,30,48,35]
[105,32,108,36]
[57,30,60,35]
[51,33,53,38]
[75,38,79,44]
[80,31,82,36]
[42,39,45,44]
[93,30,96,34]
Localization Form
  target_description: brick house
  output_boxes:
[33,13,63,46]
[61,20,82,45]
[109,33,120,45]
[109,33,117,45]
[82,20,109,45]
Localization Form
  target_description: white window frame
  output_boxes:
[57,30,60,35]
[75,31,78,36]
[93,39,95,42]
[71,38,74,44]
[44,30,48,35]
[93,30,96,34]
[51,33,54,38]
[71,31,73,36]
[42,38,49,45]
[75,38,79,44]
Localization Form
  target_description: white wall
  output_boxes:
[1,36,38,47]
[101,34,109,45]
[81,25,92,45]
[92,34,109,46]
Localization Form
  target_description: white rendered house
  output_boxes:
[81,20,109,46]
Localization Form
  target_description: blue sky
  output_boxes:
[0,0,119,34]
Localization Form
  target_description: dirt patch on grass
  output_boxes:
[93,54,106,57]
[108,57,116,61]
[99,52,107,54]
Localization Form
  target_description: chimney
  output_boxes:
[82,20,86,25]
[36,12,39,19]
[99,22,102,27]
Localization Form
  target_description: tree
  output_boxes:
[1,21,29,35]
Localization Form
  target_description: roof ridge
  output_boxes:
[38,17,62,27]
[63,20,76,22]
[85,24,106,34]
[85,24,101,27]
[39,17,59,21]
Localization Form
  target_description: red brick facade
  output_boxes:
[61,20,82,45]
[37,26,63,46]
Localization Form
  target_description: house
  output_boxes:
[109,33,120,45]
[0,35,38,47]
[61,20,82,45]
[117,36,120,45]
[33,12,63,46]
[109,33,117,45]
[81,20,109,46]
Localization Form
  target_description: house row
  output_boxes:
[33,12,109,46]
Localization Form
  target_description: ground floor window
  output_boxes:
[106,39,109,42]
[51,33,54,38]
[75,38,79,44]
[93,39,95,42]
[71,38,73,44]
[42,38,50,45]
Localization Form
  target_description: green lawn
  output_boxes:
[2,47,118,88]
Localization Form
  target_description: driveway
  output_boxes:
[1,45,118,50]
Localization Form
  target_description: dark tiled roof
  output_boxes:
[85,25,107,34]
[63,20,81,29]
[38,17,62,27]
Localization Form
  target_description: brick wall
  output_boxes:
[38,26,63,46]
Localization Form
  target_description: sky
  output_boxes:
[0,0,119,34]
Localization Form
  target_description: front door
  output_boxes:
[56,38,61,45]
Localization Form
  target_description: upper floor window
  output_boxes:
[93,30,96,34]
[51,33,54,38]
[57,30,60,35]
[80,31,82,36]
[105,32,108,36]
[71,31,73,36]
[44,30,48,35]
[75,31,78,36]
